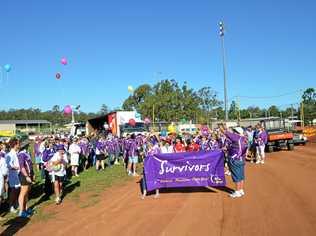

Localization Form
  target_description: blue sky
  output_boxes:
[0,0,315,112]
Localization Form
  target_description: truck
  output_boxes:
[259,118,294,152]
[265,128,294,152]
[86,111,147,137]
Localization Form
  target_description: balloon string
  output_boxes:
[0,67,3,87]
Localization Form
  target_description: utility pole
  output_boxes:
[152,104,155,130]
[300,102,304,127]
[219,21,228,121]
[291,104,294,120]
[236,96,241,122]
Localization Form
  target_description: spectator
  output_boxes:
[17,143,34,217]
[5,138,21,213]
[220,125,247,198]
[69,138,81,177]
[48,144,68,205]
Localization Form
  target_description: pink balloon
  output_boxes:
[63,105,72,115]
[201,126,209,136]
[144,117,151,124]
[61,57,68,65]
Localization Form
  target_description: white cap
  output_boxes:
[233,127,244,135]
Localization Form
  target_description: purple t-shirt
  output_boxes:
[128,139,138,157]
[225,131,247,161]
[42,148,55,162]
[18,151,34,176]
[34,142,41,156]
[105,140,115,154]
[0,151,5,159]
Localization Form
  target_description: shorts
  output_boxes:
[128,156,138,164]
[19,174,32,186]
[96,154,105,161]
[0,176,4,196]
[50,175,65,182]
[35,156,42,164]
[70,155,79,166]
[8,173,21,188]
[228,158,245,183]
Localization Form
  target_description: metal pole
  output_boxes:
[220,33,228,121]
[300,102,304,127]
[152,104,155,130]
[71,108,75,124]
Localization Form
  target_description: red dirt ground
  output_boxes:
[2,143,316,236]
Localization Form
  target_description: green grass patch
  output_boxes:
[1,164,132,227]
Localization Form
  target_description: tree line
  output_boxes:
[122,81,316,124]
[0,81,315,125]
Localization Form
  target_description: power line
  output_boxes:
[228,89,303,103]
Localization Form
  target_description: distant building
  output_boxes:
[0,120,51,136]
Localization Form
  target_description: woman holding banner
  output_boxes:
[141,141,160,199]
[219,124,247,198]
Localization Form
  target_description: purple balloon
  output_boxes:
[56,72,61,80]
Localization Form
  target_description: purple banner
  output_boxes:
[144,150,226,191]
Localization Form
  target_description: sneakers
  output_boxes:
[261,160,265,164]
[128,171,132,176]
[10,206,18,214]
[239,189,245,196]
[18,211,29,218]
[132,172,139,177]
[114,161,120,165]
[55,197,62,205]
[255,160,261,164]
[229,190,245,198]
[26,208,34,215]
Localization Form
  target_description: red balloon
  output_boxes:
[56,73,61,80]
[129,118,136,127]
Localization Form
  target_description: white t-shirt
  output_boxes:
[161,145,174,154]
[69,143,81,158]
[5,150,20,188]
[39,142,46,154]
[0,157,8,177]
[49,152,68,177]
[69,143,81,166]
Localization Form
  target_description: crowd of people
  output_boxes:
[0,123,268,218]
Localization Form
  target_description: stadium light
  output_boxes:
[219,21,228,121]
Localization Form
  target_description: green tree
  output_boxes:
[302,88,316,124]
[268,105,280,117]
[198,86,222,123]
[99,104,109,115]
[229,101,237,120]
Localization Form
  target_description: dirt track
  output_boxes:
[4,143,316,236]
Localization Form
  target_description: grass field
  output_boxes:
[1,163,132,225]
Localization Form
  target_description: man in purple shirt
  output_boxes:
[220,124,247,198]
[42,141,55,197]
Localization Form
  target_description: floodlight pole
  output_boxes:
[219,21,228,121]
